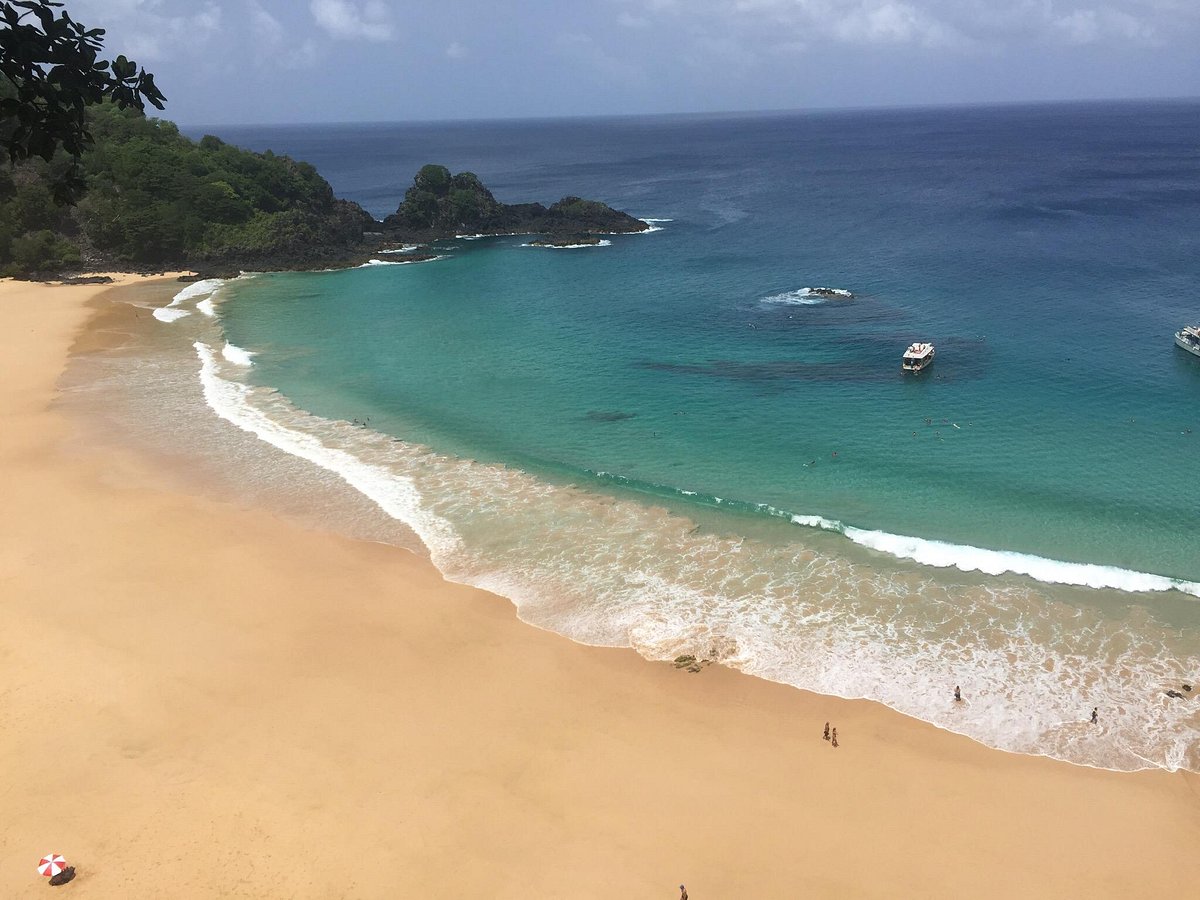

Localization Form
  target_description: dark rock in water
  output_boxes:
[529,234,602,247]
[1166,689,1184,699]
[48,866,76,886]
[1183,683,1192,692]
[806,287,854,299]
[376,252,439,264]
[61,275,113,285]
[382,164,648,242]
[586,410,637,422]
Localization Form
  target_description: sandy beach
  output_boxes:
[2,276,1199,898]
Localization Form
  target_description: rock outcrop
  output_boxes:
[381,164,648,241]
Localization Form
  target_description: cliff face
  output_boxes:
[381,164,648,240]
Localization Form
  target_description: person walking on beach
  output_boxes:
[954,685,962,702]
[1090,707,1099,725]
[823,722,830,741]
[680,884,688,900]
[831,727,839,748]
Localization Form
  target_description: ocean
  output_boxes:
[96,101,1200,772]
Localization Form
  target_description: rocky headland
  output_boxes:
[0,105,649,279]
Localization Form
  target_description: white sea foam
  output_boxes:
[380,245,420,253]
[357,256,447,267]
[196,298,216,317]
[193,341,460,557]
[521,240,612,249]
[154,278,226,323]
[640,218,674,223]
[171,278,225,304]
[762,287,853,306]
[152,307,191,323]
[221,342,255,367]
[789,514,1200,597]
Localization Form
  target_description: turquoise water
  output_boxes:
[163,103,1200,771]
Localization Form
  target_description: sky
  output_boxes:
[68,0,1200,126]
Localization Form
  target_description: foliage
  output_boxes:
[0,102,371,274]
[3,226,75,274]
[389,165,504,232]
[548,197,612,219]
[1,0,165,202]
[383,165,648,240]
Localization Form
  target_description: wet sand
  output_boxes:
[2,276,1198,898]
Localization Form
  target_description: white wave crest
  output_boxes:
[380,245,420,253]
[789,514,1200,597]
[221,342,255,367]
[522,240,612,249]
[193,342,460,557]
[154,278,226,323]
[357,256,446,267]
[172,278,225,304]
[152,307,191,323]
[196,298,216,317]
[789,513,842,530]
[762,287,853,306]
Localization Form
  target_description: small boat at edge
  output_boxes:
[1175,325,1200,359]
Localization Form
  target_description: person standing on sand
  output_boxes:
[954,686,962,702]
[823,722,830,740]
[831,727,839,748]
[680,884,688,900]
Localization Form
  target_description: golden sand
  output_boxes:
[1,276,1198,898]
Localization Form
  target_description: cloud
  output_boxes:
[250,2,286,46]
[555,33,647,86]
[826,2,967,48]
[613,0,1196,51]
[309,0,394,42]
[119,4,223,61]
[248,2,321,69]
[446,41,468,59]
[1049,7,1157,45]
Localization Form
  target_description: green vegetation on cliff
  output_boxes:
[0,102,372,275]
[0,120,649,277]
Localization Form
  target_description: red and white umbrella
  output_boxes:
[38,854,68,877]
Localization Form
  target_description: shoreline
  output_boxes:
[2,275,1199,897]
[155,273,1200,774]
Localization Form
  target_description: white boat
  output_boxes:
[901,341,935,373]
[1175,325,1200,359]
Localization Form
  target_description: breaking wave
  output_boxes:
[761,286,854,305]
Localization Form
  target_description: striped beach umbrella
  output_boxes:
[38,854,67,877]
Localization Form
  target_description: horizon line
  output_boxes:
[179,94,1200,132]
